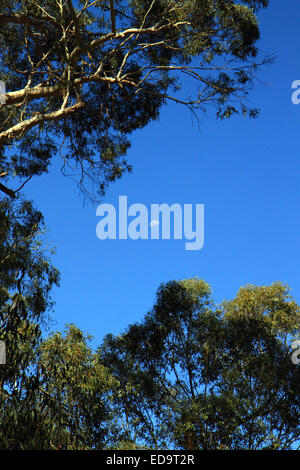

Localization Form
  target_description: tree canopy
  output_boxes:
[99,278,300,450]
[0,199,116,449]
[0,197,59,448]
[2,0,298,453]
[0,0,270,199]
[1,237,299,449]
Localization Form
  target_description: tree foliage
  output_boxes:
[0,0,270,199]
[0,204,118,450]
[35,324,119,449]
[3,0,297,453]
[1,266,299,449]
[99,278,300,450]
[0,196,59,449]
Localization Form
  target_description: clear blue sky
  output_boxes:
[22,0,300,347]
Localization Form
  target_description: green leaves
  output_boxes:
[0,0,271,200]
[99,278,300,450]
[1,266,299,449]
[223,282,300,335]
[36,324,117,449]
[0,197,59,449]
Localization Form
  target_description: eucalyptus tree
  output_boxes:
[0,201,116,449]
[0,196,59,448]
[0,0,270,199]
[99,278,300,450]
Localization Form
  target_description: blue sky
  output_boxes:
[22,0,300,347]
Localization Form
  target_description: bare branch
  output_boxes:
[109,0,116,34]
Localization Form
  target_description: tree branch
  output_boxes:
[0,182,16,199]
[0,101,85,145]
[109,0,116,34]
